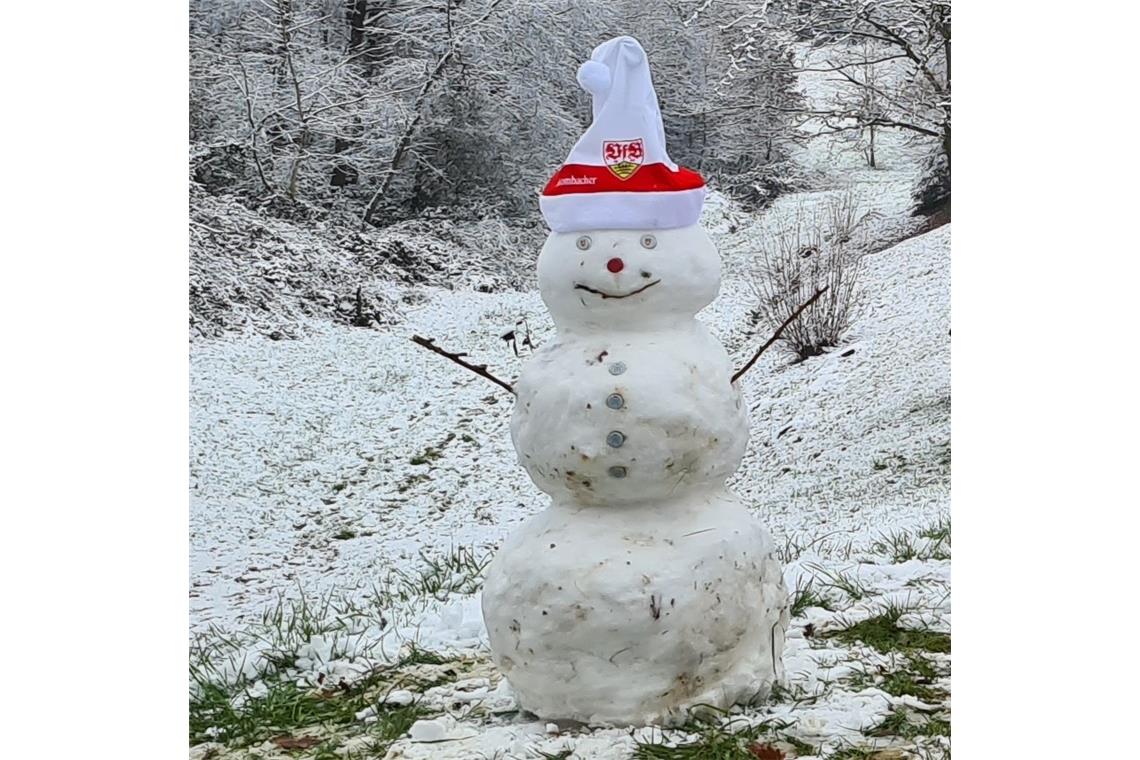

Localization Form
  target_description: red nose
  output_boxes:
[606,257,624,273]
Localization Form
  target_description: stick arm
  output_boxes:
[731,287,829,385]
[411,335,517,396]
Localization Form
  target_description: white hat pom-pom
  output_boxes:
[577,60,611,95]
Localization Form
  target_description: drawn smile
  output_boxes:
[573,280,661,299]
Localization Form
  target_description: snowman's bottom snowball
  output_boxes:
[481,489,788,726]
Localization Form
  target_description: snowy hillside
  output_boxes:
[191,217,948,632]
[190,215,949,758]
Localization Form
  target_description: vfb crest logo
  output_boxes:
[603,139,644,180]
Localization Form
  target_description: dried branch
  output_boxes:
[732,287,829,384]
[411,335,516,396]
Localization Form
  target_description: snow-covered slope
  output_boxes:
[735,225,950,543]
[189,223,950,759]
[190,222,949,631]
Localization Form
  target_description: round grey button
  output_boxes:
[608,465,627,478]
[606,430,625,448]
[608,361,627,376]
[605,393,624,410]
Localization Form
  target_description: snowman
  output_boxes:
[475,36,789,726]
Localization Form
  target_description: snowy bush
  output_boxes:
[751,197,864,361]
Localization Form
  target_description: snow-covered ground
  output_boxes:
[190,45,949,760]
[190,216,948,631]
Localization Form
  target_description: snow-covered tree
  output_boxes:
[190,0,807,221]
[730,0,950,211]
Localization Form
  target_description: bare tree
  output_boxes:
[190,0,810,220]
[676,0,807,206]
[787,1,949,151]
[831,40,886,168]
[723,1,949,206]
[360,0,509,227]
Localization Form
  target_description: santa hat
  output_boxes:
[539,36,706,233]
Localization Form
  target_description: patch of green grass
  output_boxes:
[409,449,440,466]
[311,740,343,759]
[237,590,383,670]
[907,653,945,682]
[536,750,575,760]
[365,704,429,757]
[870,530,921,562]
[848,654,947,703]
[806,563,870,601]
[397,643,454,667]
[776,532,856,564]
[409,433,457,465]
[396,472,430,493]
[879,670,943,703]
[190,665,431,748]
[189,554,497,751]
[828,747,877,760]
[916,517,951,560]
[865,706,950,740]
[190,677,363,746]
[782,734,820,757]
[827,603,949,655]
[918,518,949,544]
[632,716,792,759]
[188,586,442,748]
[790,579,835,617]
[387,546,493,602]
[870,518,950,563]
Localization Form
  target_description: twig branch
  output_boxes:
[732,288,829,384]
[411,335,516,396]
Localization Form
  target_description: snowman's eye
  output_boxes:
[640,234,657,249]
[576,235,592,251]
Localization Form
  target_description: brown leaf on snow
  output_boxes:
[747,742,786,760]
[272,734,322,750]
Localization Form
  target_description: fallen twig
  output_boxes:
[411,335,516,396]
[732,287,829,384]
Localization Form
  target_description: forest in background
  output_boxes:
[189,0,949,338]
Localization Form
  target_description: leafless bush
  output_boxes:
[824,190,872,246]
[751,199,863,361]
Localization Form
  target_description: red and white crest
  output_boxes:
[603,139,644,180]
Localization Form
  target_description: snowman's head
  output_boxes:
[537,224,721,332]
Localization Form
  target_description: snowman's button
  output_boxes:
[605,393,624,410]
[608,465,627,478]
[608,361,627,376]
[606,430,625,448]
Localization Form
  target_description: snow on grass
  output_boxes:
[189,222,950,758]
[190,220,948,630]
[189,523,949,758]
